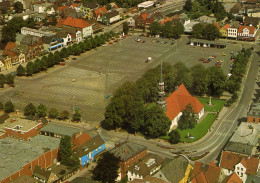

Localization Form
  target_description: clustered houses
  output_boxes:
[0,114,106,183]
[0,0,126,73]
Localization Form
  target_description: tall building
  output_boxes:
[157,62,167,111]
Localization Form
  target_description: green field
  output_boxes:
[176,113,216,143]
[198,98,225,112]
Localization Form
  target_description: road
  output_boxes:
[145,1,185,16]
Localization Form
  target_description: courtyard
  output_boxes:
[0,35,246,126]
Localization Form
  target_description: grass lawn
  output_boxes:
[198,97,225,112]
[176,113,216,143]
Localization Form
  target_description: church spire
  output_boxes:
[157,62,167,111]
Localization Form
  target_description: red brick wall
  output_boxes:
[247,116,260,124]
[0,148,59,183]
[119,149,147,178]
[4,124,42,141]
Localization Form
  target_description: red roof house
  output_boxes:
[3,42,17,57]
[191,161,224,183]
[58,6,69,12]
[222,172,242,183]
[63,17,91,29]
[161,17,172,25]
[165,84,204,128]
[237,24,258,40]
[220,151,259,176]
[223,24,231,30]
[94,6,108,19]
[73,133,91,146]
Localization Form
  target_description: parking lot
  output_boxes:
[0,35,249,124]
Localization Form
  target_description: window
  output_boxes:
[237,167,239,170]
[241,173,243,177]
[241,168,243,171]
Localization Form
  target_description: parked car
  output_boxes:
[109,42,113,44]
[208,56,214,59]
[199,58,206,61]
[212,55,217,58]
[102,44,107,47]
[203,60,210,63]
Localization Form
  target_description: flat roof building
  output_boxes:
[138,1,154,8]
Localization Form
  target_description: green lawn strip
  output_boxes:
[198,97,225,112]
[176,113,216,143]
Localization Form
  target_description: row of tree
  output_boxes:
[0,73,15,88]
[149,21,184,39]
[184,0,226,21]
[0,101,82,122]
[225,48,252,106]
[16,31,116,77]
[192,23,221,40]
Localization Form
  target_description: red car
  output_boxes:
[199,58,206,61]
[203,60,210,63]
[109,42,113,44]
[212,55,217,58]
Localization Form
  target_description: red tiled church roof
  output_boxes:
[238,25,256,34]
[63,17,91,28]
[165,84,204,120]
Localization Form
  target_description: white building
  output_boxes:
[137,1,154,8]
[21,27,54,37]
[33,3,55,14]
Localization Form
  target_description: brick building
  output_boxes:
[0,135,60,183]
[110,141,147,180]
[247,103,260,124]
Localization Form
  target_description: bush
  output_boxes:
[169,130,180,144]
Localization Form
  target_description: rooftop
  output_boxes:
[225,141,254,156]
[248,103,260,118]
[0,135,60,181]
[10,174,38,183]
[40,123,80,137]
[48,164,73,179]
[190,39,227,45]
[2,117,42,133]
[110,141,147,162]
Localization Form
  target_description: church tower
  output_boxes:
[157,62,167,111]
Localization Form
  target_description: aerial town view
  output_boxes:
[0,0,259,182]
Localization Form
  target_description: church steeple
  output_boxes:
[157,62,167,111]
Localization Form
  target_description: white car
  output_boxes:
[102,44,107,47]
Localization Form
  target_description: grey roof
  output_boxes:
[246,175,260,183]
[74,134,105,157]
[10,174,38,183]
[248,103,260,118]
[33,165,52,181]
[83,1,99,9]
[106,10,119,19]
[198,15,216,24]
[156,156,189,183]
[48,164,73,179]
[42,35,58,44]
[225,141,254,155]
[230,122,260,146]
[20,35,41,46]
[13,10,37,18]
[230,21,240,28]
[184,21,200,33]
[0,135,60,181]
[110,141,147,162]
[40,123,80,137]
[14,44,29,54]
[15,34,26,43]
[128,153,165,177]
[70,177,97,183]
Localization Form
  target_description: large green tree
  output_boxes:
[169,130,180,144]
[161,21,174,38]
[0,74,5,88]
[190,64,208,96]
[36,103,47,117]
[123,22,129,35]
[92,152,119,183]
[144,105,171,137]
[1,26,16,45]
[59,110,70,120]
[24,103,36,116]
[72,111,81,122]
[203,24,221,40]
[7,17,27,33]
[49,108,59,119]
[5,74,14,86]
[178,104,198,130]
[207,66,226,97]
[192,23,205,38]
[172,62,192,90]
[172,21,184,39]
[150,22,161,36]
[17,65,26,76]
[183,0,192,12]
[14,2,23,13]
[4,101,15,113]
[26,62,34,76]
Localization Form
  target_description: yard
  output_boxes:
[197,97,225,112]
[176,113,217,143]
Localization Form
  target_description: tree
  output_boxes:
[72,111,81,122]
[24,103,36,116]
[178,104,198,130]
[169,130,180,144]
[161,21,174,38]
[14,1,23,13]
[183,0,192,12]
[0,74,5,88]
[33,58,42,73]
[49,108,59,119]
[172,21,184,39]
[47,53,55,67]
[207,66,226,96]
[36,104,47,117]
[90,38,97,48]
[53,52,62,65]
[203,24,221,40]
[72,43,82,55]
[192,23,204,38]
[143,106,171,137]
[1,26,16,45]
[213,0,226,21]
[150,22,161,36]
[191,64,208,96]
[92,151,119,183]
[84,40,92,50]
[26,62,34,76]
[172,62,192,90]
[60,48,68,58]
[123,22,129,35]
[191,1,201,14]
[59,110,70,120]
[4,101,14,113]
[50,15,57,26]
[26,17,35,28]
[7,17,27,33]
[17,64,26,76]
[5,74,14,86]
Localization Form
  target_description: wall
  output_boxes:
[0,148,59,183]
